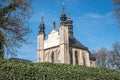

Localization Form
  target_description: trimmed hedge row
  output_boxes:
[0,60,120,80]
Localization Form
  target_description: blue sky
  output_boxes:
[17,0,120,62]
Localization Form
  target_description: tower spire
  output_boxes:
[62,2,65,12]
[53,21,56,30]
[39,15,45,34]
[66,7,73,37]
[60,2,67,24]
[41,15,44,23]
[68,7,71,19]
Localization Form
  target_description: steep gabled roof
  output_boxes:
[69,37,96,61]
[88,50,96,61]
[69,37,88,50]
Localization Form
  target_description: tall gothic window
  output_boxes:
[51,51,54,63]
[90,61,93,67]
[82,53,85,66]
[75,51,78,64]
[69,52,73,64]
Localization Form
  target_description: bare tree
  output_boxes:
[93,42,120,70]
[92,48,107,68]
[0,30,5,59]
[0,0,32,58]
[113,0,120,28]
[111,42,120,69]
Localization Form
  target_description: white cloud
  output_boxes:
[84,13,104,18]
[73,12,114,29]
[82,12,113,19]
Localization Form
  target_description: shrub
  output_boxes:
[0,60,120,80]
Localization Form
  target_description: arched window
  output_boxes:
[75,51,78,64]
[90,61,93,67]
[82,53,85,66]
[51,51,54,63]
[69,52,73,64]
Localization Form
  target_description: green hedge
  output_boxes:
[0,60,120,80]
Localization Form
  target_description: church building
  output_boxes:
[37,5,96,67]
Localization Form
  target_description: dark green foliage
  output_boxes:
[0,60,120,80]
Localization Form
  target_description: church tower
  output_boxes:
[37,16,45,62]
[67,12,73,37]
[59,3,69,64]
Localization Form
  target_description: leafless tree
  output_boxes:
[0,0,32,58]
[0,30,5,59]
[113,0,120,28]
[92,48,107,68]
[111,42,120,69]
[93,42,120,70]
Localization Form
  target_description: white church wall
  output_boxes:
[44,47,61,63]
[44,29,60,49]
[83,50,90,67]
